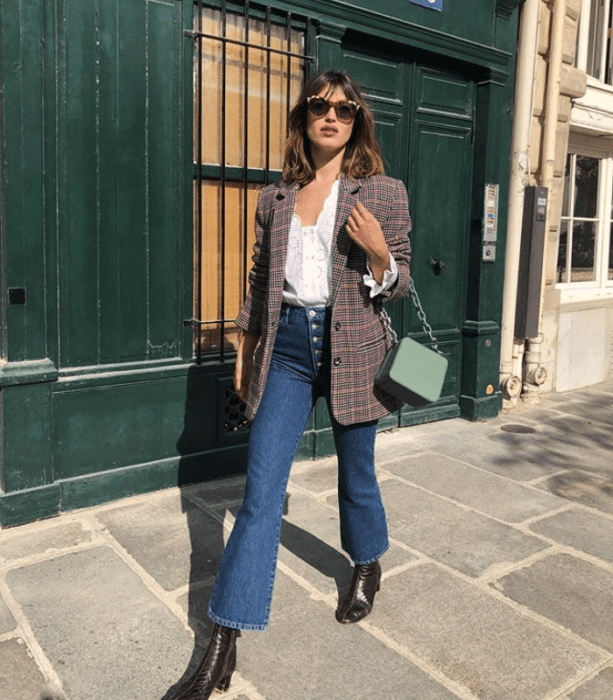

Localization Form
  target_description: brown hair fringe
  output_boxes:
[283,71,385,185]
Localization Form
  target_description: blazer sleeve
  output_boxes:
[235,189,270,335]
[377,178,412,303]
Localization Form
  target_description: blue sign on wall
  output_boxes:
[410,0,443,10]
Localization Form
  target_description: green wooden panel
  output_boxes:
[52,363,253,481]
[58,0,100,365]
[1,384,53,492]
[0,484,61,528]
[418,69,474,119]
[53,377,196,479]
[148,0,183,359]
[408,120,472,333]
[343,51,405,104]
[96,0,121,364]
[42,0,60,367]
[56,0,186,367]
[114,0,148,361]
[0,0,46,362]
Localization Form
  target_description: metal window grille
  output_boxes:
[187,0,314,362]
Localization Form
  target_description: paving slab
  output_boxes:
[564,389,613,406]
[529,508,613,563]
[0,593,16,634]
[549,402,613,427]
[97,492,225,591]
[414,428,572,481]
[537,471,613,516]
[0,637,56,700]
[568,667,613,700]
[538,415,613,466]
[505,407,566,423]
[374,563,602,700]
[238,570,461,700]
[176,580,215,633]
[379,479,549,577]
[493,553,613,652]
[290,426,429,495]
[280,490,415,597]
[0,521,93,566]
[5,546,192,700]
[382,453,564,523]
[289,458,339,494]
[183,475,247,509]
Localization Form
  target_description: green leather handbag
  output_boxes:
[375,280,448,407]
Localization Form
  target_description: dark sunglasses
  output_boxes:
[306,96,360,123]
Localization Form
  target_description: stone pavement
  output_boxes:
[2,383,613,700]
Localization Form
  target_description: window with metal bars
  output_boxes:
[189,0,313,361]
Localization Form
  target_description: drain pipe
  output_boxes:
[500,0,541,401]
[525,0,567,395]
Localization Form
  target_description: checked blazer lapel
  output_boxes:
[268,182,298,314]
[329,177,360,308]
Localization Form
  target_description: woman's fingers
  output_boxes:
[347,202,369,230]
[347,203,385,252]
[234,357,253,402]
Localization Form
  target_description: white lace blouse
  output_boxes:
[282,180,398,307]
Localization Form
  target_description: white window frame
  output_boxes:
[556,136,613,303]
[577,0,613,86]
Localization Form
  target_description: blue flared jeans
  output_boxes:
[207,304,389,631]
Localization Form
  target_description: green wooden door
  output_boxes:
[343,42,475,426]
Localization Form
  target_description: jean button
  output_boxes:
[312,336,319,343]
[308,310,316,317]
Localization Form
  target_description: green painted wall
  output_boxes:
[0,0,521,526]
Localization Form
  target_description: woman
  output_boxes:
[171,70,411,700]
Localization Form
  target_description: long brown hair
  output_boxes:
[283,71,385,185]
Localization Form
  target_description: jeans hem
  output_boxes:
[351,541,390,566]
[207,607,268,632]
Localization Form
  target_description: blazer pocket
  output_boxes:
[357,335,386,354]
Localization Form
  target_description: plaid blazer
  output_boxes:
[236,174,412,426]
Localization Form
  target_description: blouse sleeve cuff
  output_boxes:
[363,254,399,298]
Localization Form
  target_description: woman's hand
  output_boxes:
[346,202,391,284]
[234,331,260,402]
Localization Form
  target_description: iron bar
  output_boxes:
[196,0,204,361]
[265,7,271,184]
[285,13,292,126]
[187,29,314,62]
[242,2,250,301]
[220,0,228,361]
[305,18,312,82]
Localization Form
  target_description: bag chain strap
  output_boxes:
[380,279,444,356]
[409,279,443,355]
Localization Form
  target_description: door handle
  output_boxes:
[430,258,446,276]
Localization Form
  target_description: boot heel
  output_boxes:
[215,672,233,693]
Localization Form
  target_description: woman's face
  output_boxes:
[305,87,355,157]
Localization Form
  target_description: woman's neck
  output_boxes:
[310,147,345,183]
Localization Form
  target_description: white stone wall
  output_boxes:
[556,306,608,391]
